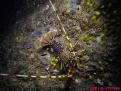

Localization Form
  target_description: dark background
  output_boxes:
[0,0,47,33]
[0,0,21,31]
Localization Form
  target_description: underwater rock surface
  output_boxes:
[0,0,121,91]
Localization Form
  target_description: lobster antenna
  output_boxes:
[48,0,74,52]
[0,73,72,79]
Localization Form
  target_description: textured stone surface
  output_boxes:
[1,0,121,91]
